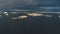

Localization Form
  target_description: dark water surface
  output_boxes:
[0,14,60,34]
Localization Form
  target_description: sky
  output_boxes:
[0,0,60,10]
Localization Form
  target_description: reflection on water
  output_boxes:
[0,12,60,34]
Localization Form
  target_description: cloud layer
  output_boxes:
[0,0,60,9]
[0,0,39,8]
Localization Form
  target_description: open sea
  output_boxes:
[0,12,60,34]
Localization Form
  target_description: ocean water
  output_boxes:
[0,13,60,34]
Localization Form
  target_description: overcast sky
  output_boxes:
[0,0,60,9]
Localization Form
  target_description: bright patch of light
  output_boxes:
[0,15,1,18]
[45,14,52,17]
[11,17,18,19]
[4,12,8,14]
[5,14,9,16]
[58,16,60,18]
[27,13,44,16]
[10,12,17,14]
[18,15,28,19]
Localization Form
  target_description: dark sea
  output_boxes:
[0,13,60,34]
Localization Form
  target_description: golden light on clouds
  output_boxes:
[18,15,28,19]
[27,13,44,17]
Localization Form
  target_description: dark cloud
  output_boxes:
[0,0,60,10]
[0,0,39,7]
